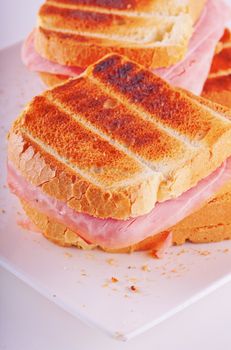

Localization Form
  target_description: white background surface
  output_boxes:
[0,1,231,349]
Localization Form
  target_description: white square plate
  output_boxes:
[0,43,231,341]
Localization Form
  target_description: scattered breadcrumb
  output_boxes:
[176,249,188,256]
[111,277,119,283]
[127,265,136,269]
[198,250,211,256]
[141,264,151,272]
[106,258,116,265]
[1,209,5,214]
[85,253,95,260]
[64,252,73,258]
[130,285,138,292]
[102,283,109,288]
[114,332,126,341]
[223,248,229,253]
[129,277,138,283]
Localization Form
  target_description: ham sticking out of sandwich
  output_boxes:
[7,157,231,250]
[21,0,231,94]
[8,54,231,254]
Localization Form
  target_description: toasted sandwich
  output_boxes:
[202,28,231,108]
[21,0,230,94]
[8,54,231,254]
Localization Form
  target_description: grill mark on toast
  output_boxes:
[38,24,158,43]
[46,0,193,18]
[41,4,123,24]
[90,55,231,146]
[47,0,141,11]
[23,129,154,190]
[39,4,172,43]
[46,0,178,13]
[45,90,162,172]
[47,77,192,174]
[88,73,200,148]
[21,129,102,187]
[21,95,147,186]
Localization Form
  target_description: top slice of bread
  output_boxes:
[34,0,206,68]
[8,54,231,220]
[45,0,205,21]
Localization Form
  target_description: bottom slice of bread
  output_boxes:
[39,72,70,87]
[20,180,231,253]
[202,28,231,108]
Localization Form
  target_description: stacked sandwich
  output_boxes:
[22,0,230,94]
[8,54,231,253]
[203,28,231,108]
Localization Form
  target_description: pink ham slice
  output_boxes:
[21,30,84,77]
[8,157,231,250]
[21,0,230,94]
[156,0,231,94]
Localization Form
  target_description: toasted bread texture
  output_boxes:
[45,0,205,21]
[8,54,231,220]
[34,0,201,68]
[39,71,70,86]
[202,29,231,108]
[21,177,231,252]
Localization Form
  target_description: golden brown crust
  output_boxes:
[87,55,231,196]
[17,95,146,187]
[46,0,205,21]
[210,48,231,75]
[202,75,231,108]
[40,3,165,37]
[88,55,231,145]
[8,54,231,220]
[210,28,231,72]
[35,25,189,69]
[202,29,231,108]
[172,200,231,244]
[39,71,70,86]
[48,0,156,12]
[34,0,206,69]
[47,77,190,165]
[8,131,159,220]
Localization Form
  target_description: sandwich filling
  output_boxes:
[21,0,230,94]
[8,157,231,249]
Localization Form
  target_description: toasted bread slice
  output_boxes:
[46,0,205,22]
[35,0,196,68]
[8,54,231,220]
[202,28,231,108]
